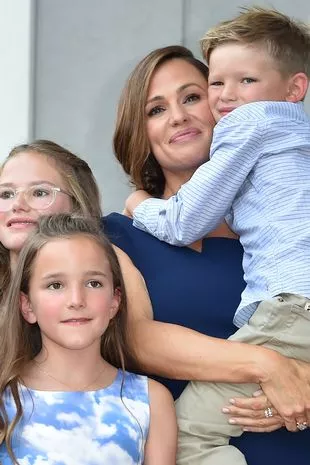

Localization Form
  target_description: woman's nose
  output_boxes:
[169,104,189,126]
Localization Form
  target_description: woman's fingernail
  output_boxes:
[229,398,236,404]
[222,407,230,413]
[229,418,236,424]
[243,428,249,431]
[253,390,263,397]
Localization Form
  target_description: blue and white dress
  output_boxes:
[0,370,150,464]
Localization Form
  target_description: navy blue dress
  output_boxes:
[103,212,309,465]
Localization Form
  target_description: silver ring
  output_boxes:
[296,421,308,431]
[264,407,273,418]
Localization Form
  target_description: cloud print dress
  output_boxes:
[0,370,149,465]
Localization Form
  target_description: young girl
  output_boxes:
[0,139,102,304]
[0,214,177,464]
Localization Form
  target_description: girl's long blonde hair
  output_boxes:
[0,140,102,305]
[0,214,136,463]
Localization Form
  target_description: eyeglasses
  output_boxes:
[0,184,71,212]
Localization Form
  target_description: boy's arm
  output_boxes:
[143,379,177,465]
[133,117,263,245]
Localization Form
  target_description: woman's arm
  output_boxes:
[114,246,310,429]
[144,379,177,465]
[114,245,266,383]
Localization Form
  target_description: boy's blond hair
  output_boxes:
[200,6,310,77]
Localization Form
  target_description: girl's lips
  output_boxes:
[7,218,37,228]
[61,318,92,326]
[8,222,37,229]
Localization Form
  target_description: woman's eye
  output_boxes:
[147,105,165,117]
[47,282,62,290]
[87,280,102,288]
[184,93,200,103]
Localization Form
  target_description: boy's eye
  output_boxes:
[87,280,102,288]
[47,282,62,290]
[209,81,223,87]
[184,93,200,104]
[242,77,256,84]
[147,105,165,117]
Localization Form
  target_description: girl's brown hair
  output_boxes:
[0,140,102,304]
[113,45,209,198]
[0,214,136,463]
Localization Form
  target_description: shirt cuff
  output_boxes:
[133,197,166,237]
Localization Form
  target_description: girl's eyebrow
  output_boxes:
[0,181,57,188]
[146,82,205,105]
[41,270,108,280]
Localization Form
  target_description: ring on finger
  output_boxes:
[296,421,308,431]
[264,407,273,418]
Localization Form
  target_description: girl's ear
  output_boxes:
[20,292,37,324]
[109,288,121,320]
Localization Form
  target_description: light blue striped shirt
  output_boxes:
[133,101,310,327]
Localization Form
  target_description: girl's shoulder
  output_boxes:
[147,378,174,409]
[119,370,149,396]
[119,372,174,413]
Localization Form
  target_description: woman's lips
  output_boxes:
[169,128,201,144]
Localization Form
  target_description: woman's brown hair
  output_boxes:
[0,214,136,463]
[113,45,209,198]
[0,139,102,304]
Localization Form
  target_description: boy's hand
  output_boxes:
[124,190,152,218]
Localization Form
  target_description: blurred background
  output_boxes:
[1,0,310,212]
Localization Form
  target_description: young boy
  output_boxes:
[125,7,310,465]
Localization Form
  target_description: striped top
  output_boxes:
[133,101,310,327]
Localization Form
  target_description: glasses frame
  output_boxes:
[0,184,71,212]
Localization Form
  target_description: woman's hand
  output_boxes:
[222,390,284,433]
[256,353,310,432]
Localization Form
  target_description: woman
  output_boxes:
[103,46,310,464]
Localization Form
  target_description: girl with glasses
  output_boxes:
[0,139,101,304]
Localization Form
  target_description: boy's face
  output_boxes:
[208,43,293,122]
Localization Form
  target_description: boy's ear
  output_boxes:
[20,292,37,324]
[286,72,309,102]
[109,288,121,320]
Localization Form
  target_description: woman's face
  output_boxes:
[0,152,72,257]
[145,58,215,175]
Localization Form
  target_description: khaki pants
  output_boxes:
[176,294,310,465]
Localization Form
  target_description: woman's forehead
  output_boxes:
[148,59,208,97]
